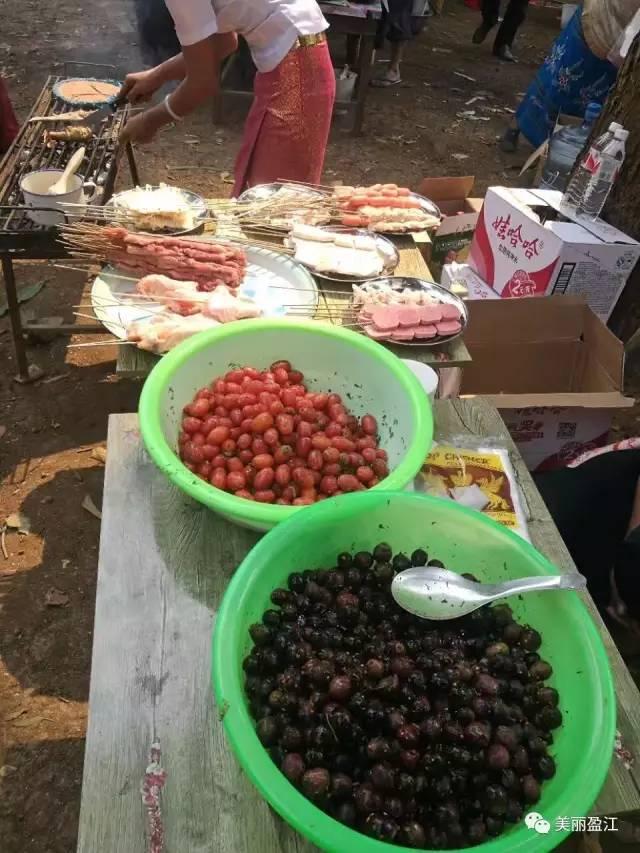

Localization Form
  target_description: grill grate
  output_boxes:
[0,74,128,238]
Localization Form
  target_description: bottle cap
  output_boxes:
[609,122,623,132]
[614,128,629,141]
[585,102,601,120]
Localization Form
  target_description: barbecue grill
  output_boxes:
[0,63,140,381]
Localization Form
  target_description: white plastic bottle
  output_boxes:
[560,122,624,216]
[579,128,628,219]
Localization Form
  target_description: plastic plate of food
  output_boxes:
[90,240,319,350]
[107,184,208,235]
[52,78,122,108]
[284,224,400,282]
[352,277,468,346]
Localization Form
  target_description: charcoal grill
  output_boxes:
[0,63,140,381]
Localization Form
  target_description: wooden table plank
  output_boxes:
[78,402,640,851]
[115,239,471,377]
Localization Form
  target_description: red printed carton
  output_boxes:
[469,187,640,320]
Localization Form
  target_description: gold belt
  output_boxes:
[294,32,327,49]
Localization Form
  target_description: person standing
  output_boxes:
[119,0,336,196]
[371,0,416,86]
[472,0,530,62]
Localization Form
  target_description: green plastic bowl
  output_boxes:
[213,491,615,853]
[139,319,433,530]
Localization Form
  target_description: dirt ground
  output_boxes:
[0,2,638,851]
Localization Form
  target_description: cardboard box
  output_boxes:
[460,296,634,471]
[468,186,640,321]
[416,176,484,279]
[441,262,500,301]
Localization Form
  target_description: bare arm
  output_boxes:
[119,33,238,144]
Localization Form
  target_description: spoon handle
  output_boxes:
[490,572,587,599]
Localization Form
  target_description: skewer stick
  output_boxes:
[67,339,135,348]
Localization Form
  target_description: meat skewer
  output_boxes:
[43,126,94,144]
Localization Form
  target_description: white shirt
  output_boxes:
[164,0,328,73]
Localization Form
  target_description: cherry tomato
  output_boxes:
[210,468,227,490]
[325,423,342,438]
[196,460,211,481]
[270,359,292,372]
[238,449,253,465]
[331,436,355,452]
[202,444,217,460]
[191,432,205,447]
[337,474,360,492]
[183,417,202,434]
[308,450,324,471]
[253,453,275,470]
[323,463,341,476]
[227,457,244,473]
[372,459,389,478]
[275,464,291,486]
[293,496,314,506]
[235,489,254,500]
[269,400,285,416]
[252,438,268,456]
[274,445,294,465]
[207,425,230,445]
[361,447,377,464]
[297,421,313,438]
[237,433,252,450]
[273,367,289,385]
[312,393,329,410]
[221,439,236,455]
[320,475,338,495]
[276,413,295,436]
[323,446,340,464]
[226,471,246,491]
[255,490,276,503]
[213,379,226,394]
[356,466,375,484]
[252,412,274,434]
[376,449,388,460]
[190,398,210,418]
[254,468,275,491]
[289,370,304,384]
[311,434,331,451]
[361,414,378,436]
[263,428,279,447]
[282,389,297,408]
[296,436,312,458]
[292,468,314,489]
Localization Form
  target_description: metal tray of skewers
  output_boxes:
[237,181,442,235]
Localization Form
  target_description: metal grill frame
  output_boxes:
[0,64,140,381]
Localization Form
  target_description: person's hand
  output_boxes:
[119,69,161,105]
[119,108,166,146]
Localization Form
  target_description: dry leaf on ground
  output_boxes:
[5,512,30,533]
[91,446,107,464]
[81,494,102,520]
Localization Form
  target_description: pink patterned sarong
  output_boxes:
[233,41,335,196]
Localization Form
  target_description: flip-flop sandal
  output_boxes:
[371,76,402,88]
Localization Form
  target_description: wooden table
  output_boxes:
[77,402,640,852]
[115,237,472,377]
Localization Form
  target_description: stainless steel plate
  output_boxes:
[285,226,400,283]
[108,185,208,236]
[352,277,467,347]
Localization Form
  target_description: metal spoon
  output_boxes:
[391,567,587,621]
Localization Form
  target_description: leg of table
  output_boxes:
[125,142,140,186]
[353,33,376,136]
[1,255,30,381]
[346,34,361,68]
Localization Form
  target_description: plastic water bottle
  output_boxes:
[561,123,626,218]
[540,102,601,191]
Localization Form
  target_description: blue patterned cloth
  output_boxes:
[516,7,617,148]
